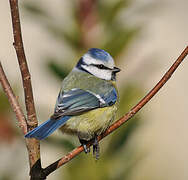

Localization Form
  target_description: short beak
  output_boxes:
[112,67,121,73]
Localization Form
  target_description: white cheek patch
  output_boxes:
[81,65,112,80]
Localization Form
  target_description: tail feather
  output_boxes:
[24,116,70,140]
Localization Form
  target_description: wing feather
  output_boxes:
[52,88,117,119]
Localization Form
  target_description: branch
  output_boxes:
[9,0,40,172]
[9,0,37,129]
[41,46,188,177]
[0,62,27,134]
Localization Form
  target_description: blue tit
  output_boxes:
[25,48,120,159]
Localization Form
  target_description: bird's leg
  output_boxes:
[79,138,90,153]
[93,136,100,160]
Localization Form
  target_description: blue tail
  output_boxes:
[24,116,70,140]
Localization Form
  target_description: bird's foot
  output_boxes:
[79,139,90,153]
[93,136,100,160]
[79,136,100,159]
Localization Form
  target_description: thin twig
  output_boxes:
[0,62,42,179]
[42,46,188,177]
[9,0,37,129]
[0,62,27,134]
[9,0,40,171]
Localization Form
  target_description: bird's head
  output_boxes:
[75,48,121,81]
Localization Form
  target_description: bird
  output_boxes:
[25,48,120,159]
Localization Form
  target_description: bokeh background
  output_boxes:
[0,0,188,179]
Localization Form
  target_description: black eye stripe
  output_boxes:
[91,64,112,70]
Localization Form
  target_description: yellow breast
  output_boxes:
[60,103,117,141]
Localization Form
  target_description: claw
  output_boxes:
[93,136,100,160]
[83,144,88,153]
[79,139,90,154]
[79,136,100,159]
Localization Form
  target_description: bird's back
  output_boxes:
[61,70,117,94]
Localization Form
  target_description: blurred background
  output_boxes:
[0,0,188,179]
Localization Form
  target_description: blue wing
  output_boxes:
[54,87,117,117]
[100,87,118,107]
[52,88,102,117]
[25,87,117,140]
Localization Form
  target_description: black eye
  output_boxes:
[97,64,105,69]
[91,63,111,70]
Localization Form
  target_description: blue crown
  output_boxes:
[88,48,111,62]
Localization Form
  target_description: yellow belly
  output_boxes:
[60,105,117,141]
